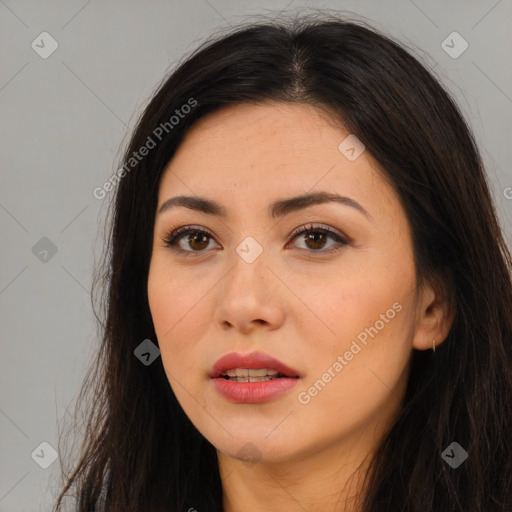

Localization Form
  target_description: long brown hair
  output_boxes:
[53,12,512,511]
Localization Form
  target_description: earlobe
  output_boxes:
[412,278,455,351]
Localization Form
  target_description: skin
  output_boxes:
[147,102,454,512]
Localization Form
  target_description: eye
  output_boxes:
[162,225,219,256]
[161,223,349,256]
[287,223,349,254]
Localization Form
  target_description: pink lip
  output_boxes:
[210,351,301,378]
[210,351,301,404]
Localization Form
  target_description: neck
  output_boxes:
[217,423,383,512]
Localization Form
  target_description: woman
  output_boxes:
[53,12,512,512]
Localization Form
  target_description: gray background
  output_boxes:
[1,1,511,510]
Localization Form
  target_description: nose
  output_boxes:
[214,242,285,334]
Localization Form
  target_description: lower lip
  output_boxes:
[212,376,299,403]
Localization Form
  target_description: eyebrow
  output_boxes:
[157,191,372,221]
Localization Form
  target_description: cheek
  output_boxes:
[300,265,411,345]
[298,266,415,394]
[148,256,209,334]
[147,267,214,419]
[295,294,414,440]
[147,262,205,374]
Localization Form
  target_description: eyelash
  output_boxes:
[161,223,349,257]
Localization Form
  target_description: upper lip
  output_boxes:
[210,351,301,378]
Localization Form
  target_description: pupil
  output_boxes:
[190,233,208,250]
[306,232,325,249]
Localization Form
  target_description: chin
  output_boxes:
[208,428,311,466]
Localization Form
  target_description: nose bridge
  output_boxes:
[215,233,283,330]
[227,234,269,291]
[210,218,285,334]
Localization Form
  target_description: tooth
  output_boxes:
[227,368,280,377]
[247,368,270,377]
[230,375,277,382]
[222,368,283,380]
[231,376,275,382]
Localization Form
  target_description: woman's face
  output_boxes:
[147,102,441,466]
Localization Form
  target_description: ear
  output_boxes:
[412,275,455,351]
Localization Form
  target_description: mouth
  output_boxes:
[218,368,294,382]
[210,351,301,379]
[209,351,301,403]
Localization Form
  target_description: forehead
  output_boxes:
[158,102,400,220]
[170,102,347,166]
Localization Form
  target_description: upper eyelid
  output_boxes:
[289,223,347,240]
[165,223,343,238]
[163,223,349,248]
